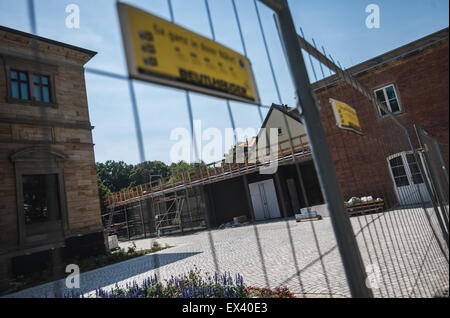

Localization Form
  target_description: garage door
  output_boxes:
[249,179,281,220]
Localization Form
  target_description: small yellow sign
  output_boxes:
[117,3,260,104]
[330,98,362,134]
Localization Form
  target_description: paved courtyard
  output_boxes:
[5,207,449,298]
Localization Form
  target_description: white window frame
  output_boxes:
[374,84,402,118]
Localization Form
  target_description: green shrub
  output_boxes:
[152,241,161,250]
[127,241,137,254]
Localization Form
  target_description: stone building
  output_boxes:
[0,26,105,283]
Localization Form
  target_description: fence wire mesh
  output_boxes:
[1,0,448,299]
[300,30,449,297]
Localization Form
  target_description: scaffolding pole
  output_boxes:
[260,0,373,298]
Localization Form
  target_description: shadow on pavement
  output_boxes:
[5,251,202,298]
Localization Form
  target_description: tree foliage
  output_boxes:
[96,160,133,193]
[129,161,170,187]
[97,174,111,212]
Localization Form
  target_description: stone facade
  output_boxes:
[0,26,105,282]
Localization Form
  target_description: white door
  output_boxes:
[387,152,431,205]
[249,179,281,220]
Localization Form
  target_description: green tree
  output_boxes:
[97,174,111,212]
[169,161,191,174]
[167,160,210,183]
[96,160,213,210]
[129,161,170,186]
[96,160,134,192]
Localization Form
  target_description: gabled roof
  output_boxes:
[237,137,257,148]
[260,103,303,130]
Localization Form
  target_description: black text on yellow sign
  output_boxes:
[117,3,260,105]
[330,98,362,135]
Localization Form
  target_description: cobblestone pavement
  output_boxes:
[5,207,449,298]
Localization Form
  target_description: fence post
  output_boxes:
[124,206,130,241]
[261,0,373,297]
[414,125,450,244]
[139,200,146,239]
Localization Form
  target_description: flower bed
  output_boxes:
[66,267,296,298]
[246,286,295,298]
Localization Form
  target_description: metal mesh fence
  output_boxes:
[416,126,450,209]
[299,30,449,297]
[2,0,448,298]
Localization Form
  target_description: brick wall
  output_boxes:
[314,39,449,204]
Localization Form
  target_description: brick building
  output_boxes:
[0,26,106,283]
[312,27,449,206]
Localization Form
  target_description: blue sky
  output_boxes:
[0,0,448,164]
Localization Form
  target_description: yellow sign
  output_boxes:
[330,98,362,134]
[117,3,260,104]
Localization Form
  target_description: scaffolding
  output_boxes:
[153,192,185,237]
[106,133,311,208]
[102,185,210,240]
[101,132,312,239]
